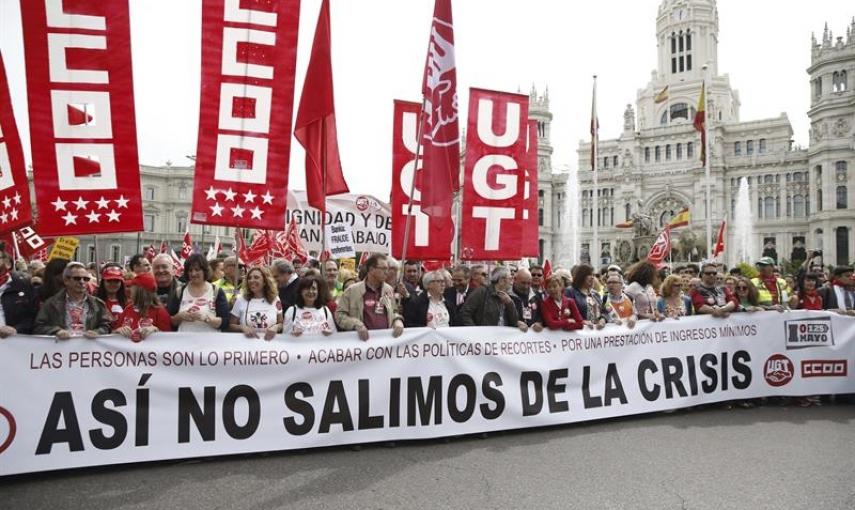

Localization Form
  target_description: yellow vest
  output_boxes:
[750,277,789,306]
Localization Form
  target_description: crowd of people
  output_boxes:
[2,249,853,407]
[1,250,853,340]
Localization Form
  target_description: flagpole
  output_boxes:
[592,75,599,270]
[321,116,328,260]
[93,234,99,268]
[400,97,428,275]
[702,64,712,258]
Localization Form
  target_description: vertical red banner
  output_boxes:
[0,52,33,235]
[460,88,528,260]
[191,0,301,230]
[522,119,539,257]
[391,100,453,260]
[20,0,143,235]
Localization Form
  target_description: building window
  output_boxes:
[144,214,155,232]
[758,139,766,154]
[603,156,609,169]
[746,140,754,155]
[178,185,188,200]
[625,203,631,221]
[538,208,544,226]
[669,102,692,122]
[644,147,650,162]
[764,197,776,219]
[833,70,849,93]
[734,141,742,155]
[764,174,774,184]
[665,144,671,160]
[676,143,682,159]
[794,195,805,217]
[837,186,848,209]
[687,142,694,158]
[836,227,850,266]
[144,187,155,201]
[111,245,120,263]
[613,155,618,168]
[88,245,96,264]
[582,209,589,227]
[177,215,187,233]
[655,146,661,162]
[813,77,822,99]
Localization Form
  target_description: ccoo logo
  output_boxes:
[0,406,16,455]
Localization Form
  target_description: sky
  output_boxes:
[1,0,853,202]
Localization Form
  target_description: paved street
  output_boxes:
[2,404,854,510]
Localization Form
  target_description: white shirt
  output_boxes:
[177,283,217,332]
[283,305,336,335]
[231,295,282,330]
[426,298,450,328]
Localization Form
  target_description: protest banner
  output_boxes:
[325,223,356,260]
[286,190,390,255]
[48,237,80,261]
[0,311,852,476]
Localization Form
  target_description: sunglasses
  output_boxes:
[70,275,91,282]
[703,271,717,276]
[737,286,749,290]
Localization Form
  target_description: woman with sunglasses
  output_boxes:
[114,272,172,341]
[96,263,128,329]
[284,274,336,336]
[734,277,764,312]
[229,266,283,340]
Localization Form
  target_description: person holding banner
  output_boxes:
[114,272,172,341]
[168,255,229,332]
[511,269,544,332]
[283,275,336,337]
[34,262,113,339]
[566,264,606,329]
[230,267,284,340]
[96,263,128,329]
[444,265,473,326]
[690,262,738,317]
[733,277,764,312]
[603,274,638,328]
[459,267,523,330]
[336,254,404,340]
[656,274,693,319]
[404,271,451,329]
[624,261,664,322]
[541,275,584,331]
[152,254,183,309]
[0,251,37,336]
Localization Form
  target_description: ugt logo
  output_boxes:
[0,405,16,455]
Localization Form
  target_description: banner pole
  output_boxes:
[399,97,428,275]
[93,234,99,268]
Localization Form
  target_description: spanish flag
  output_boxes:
[654,86,669,104]
[668,207,690,228]
[693,83,706,165]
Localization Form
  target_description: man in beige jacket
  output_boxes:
[336,254,404,341]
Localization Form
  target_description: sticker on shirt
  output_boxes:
[522,308,532,320]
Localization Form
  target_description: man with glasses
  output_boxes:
[690,262,738,317]
[0,251,37,337]
[336,254,404,340]
[460,266,523,330]
[152,253,183,307]
[529,265,545,300]
[470,264,488,289]
[34,262,112,339]
[511,268,543,332]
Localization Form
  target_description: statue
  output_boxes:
[631,208,655,238]
[623,104,635,132]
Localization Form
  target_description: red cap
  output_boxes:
[128,272,157,292]
[101,266,125,281]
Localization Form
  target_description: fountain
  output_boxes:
[560,164,580,267]
[731,177,756,266]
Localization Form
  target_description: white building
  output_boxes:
[577,0,855,268]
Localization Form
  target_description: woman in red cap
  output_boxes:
[114,272,171,341]
[96,263,128,329]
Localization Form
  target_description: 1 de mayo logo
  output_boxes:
[0,405,16,455]
[784,317,834,349]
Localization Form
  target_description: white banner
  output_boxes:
[324,223,357,260]
[0,311,852,475]
[287,190,390,255]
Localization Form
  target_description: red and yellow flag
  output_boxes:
[668,207,690,228]
[693,83,706,165]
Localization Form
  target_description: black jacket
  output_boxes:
[459,285,519,327]
[1,276,38,334]
[279,277,300,311]
[443,286,472,326]
[403,292,452,328]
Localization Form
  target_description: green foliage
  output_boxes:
[736,262,758,278]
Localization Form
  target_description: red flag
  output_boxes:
[294,0,349,215]
[284,218,308,262]
[543,259,552,280]
[66,105,93,126]
[20,1,143,235]
[358,251,371,267]
[419,0,460,219]
[0,52,35,235]
[7,226,48,259]
[693,83,706,166]
[391,100,453,260]
[181,231,193,260]
[234,228,248,264]
[460,88,529,260]
[191,0,300,230]
[169,249,184,276]
[319,250,331,263]
[647,225,672,266]
[713,218,726,259]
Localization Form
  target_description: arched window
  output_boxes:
[669,102,694,122]
[665,144,671,160]
[794,195,805,217]
[655,146,661,162]
[764,196,775,218]
[786,196,792,217]
[764,174,774,184]
[837,186,848,209]
[836,160,848,175]
[644,147,650,162]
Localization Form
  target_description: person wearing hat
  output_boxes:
[95,263,128,329]
[114,272,172,341]
[817,265,855,315]
[751,257,796,311]
[0,251,37,337]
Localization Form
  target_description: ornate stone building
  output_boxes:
[577,0,855,268]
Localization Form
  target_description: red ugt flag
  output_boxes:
[419,0,460,219]
[647,225,672,267]
[0,51,34,235]
[181,231,193,260]
[294,0,349,216]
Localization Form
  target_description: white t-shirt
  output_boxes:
[231,295,282,330]
[426,299,450,329]
[283,305,336,336]
[177,283,217,332]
